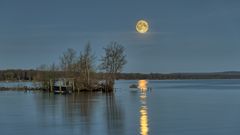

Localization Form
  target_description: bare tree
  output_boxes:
[35,64,50,90]
[100,41,127,91]
[77,42,96,90]
[50,63,59,72]
[49,62,59,81]
[84,42,95,85]
[60,48,77,71]
[59,48,77,77]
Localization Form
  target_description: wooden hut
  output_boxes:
[49,78,75,94]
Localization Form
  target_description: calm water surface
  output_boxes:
[1,79,240,135]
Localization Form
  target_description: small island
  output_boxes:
[0,41,127,93]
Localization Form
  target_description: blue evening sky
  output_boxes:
[0,0,240,73]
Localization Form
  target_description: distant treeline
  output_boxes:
[117,72,240,80]
[1,70,240,81]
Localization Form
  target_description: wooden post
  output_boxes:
[64,80,66,87]
[50,79,53,92]
[72,80,75,92]
[60,81,62,92]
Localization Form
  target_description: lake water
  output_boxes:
[1,79,240,135]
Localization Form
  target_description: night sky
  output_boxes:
[0,0,240,73]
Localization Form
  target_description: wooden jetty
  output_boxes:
[49,78,74,94]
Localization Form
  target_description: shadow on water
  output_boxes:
[105,92,125,135]
[34,92,124,135]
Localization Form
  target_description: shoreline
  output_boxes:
[0,86,41,91]
[2,78,240,83]
[1,79,240,91]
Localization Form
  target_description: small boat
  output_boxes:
[129,84,138,88]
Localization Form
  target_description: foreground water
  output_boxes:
[1,79,240,135]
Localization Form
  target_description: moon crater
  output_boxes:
[136,20,149,34]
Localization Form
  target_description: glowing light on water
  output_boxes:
[138,79,149,135]
[138,80,148,91]
[140,106,149,135]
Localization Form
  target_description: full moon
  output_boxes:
[136,20,149,34]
